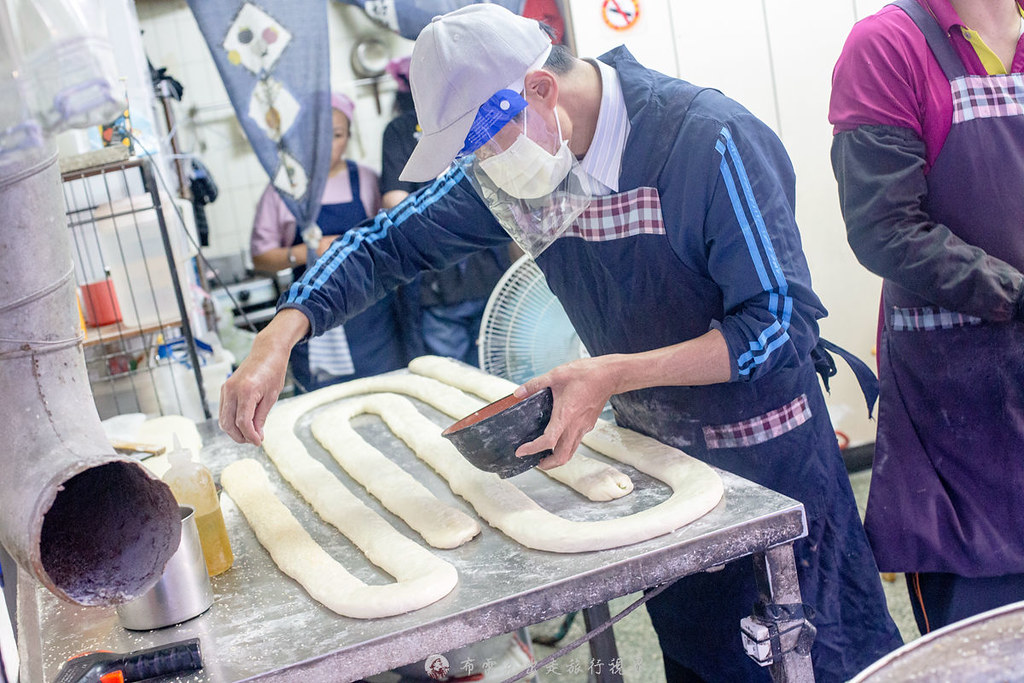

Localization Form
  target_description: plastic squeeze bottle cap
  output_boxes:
[167,434,189,466]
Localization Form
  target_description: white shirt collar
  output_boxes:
[579,58,630,195]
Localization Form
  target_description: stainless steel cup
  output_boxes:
[116,505,214,630]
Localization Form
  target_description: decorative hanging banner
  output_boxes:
[186,0,332,231]
[333,0,524,40]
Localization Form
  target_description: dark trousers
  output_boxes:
[906,571,1024,635]
[663,656,708,682]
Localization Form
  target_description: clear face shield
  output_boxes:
[458,90,591,258]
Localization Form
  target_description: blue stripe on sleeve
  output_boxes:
[715,127,795,376]
[723,128,790,305]
[716,139,772,291]
[285,164,467,307]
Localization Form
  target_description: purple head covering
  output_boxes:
[385,56,412,92]
[330,92,355,122]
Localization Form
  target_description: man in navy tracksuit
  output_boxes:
[221,5,901,680]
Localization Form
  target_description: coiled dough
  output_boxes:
[221,458,458,618]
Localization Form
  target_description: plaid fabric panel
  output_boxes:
[703,394,811,450]
[951,74,1024,123]
[564,187,665,242]
[890,305,983,331]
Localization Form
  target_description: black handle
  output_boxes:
[122,638,202,681]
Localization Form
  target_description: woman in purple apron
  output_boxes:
[830,0,1024,633]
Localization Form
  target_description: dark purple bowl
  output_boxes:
[441,387,553,478]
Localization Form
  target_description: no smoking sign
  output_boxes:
[602,0,640,30]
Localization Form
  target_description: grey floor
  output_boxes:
[527,469,921,682]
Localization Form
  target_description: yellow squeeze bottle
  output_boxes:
[162,436,234,576]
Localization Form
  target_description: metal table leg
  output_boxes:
[583,603,624,683]
[750,544,816,683]
[516,628,541,683]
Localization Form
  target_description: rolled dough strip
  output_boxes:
[262,372,629,525]
[263,371,719,552]
[310,394,481,549]
[263,374,492,549]
[408,355,635,501]
[409,355,519,403]
[222,458,458,618]
[303,391,723,553]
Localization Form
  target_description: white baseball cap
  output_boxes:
[399,4,553,182]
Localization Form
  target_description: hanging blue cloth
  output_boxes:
[185,1,332,232]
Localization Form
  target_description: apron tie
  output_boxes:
[813,337,879,418]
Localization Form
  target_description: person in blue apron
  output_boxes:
[225,6,902,680]
[250,93,412,392]
[830,0,1024,635]
[379,56,510,367]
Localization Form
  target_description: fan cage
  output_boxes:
[478,255,584,385]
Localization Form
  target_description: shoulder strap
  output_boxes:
[346,160,361,203]
[891,0,967,79]
[609,49,716,187]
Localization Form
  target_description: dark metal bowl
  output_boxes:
[441,387,553,478]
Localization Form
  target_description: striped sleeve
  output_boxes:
[705,121,824,382]
[279,163,510,338]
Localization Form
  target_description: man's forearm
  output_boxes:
[511,329,733,466]
[218,307,312,445]
[833,126,1024,321]
[261,307,312,354]
[599,329,732,395]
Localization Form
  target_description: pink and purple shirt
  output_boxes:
[250,162,381,256]
[830,0,1024,170]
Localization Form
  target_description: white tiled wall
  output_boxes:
[133,0,413,263]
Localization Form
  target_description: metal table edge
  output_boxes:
[240,503,808,682]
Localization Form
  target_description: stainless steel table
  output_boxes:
[17,396,811,682]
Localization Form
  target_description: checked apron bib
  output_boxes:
[865,0,1024,575]
[538,181,901,681]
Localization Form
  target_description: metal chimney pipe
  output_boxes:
[0,145,180,605]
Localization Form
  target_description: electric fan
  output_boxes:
[478,255,586,384]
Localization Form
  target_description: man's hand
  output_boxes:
[218,309,310,445]
[513,357,618,469]
[511,330,732,469]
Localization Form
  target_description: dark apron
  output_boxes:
[290,161,406,391]
[538,183,901,681]
[865,0,1024,576]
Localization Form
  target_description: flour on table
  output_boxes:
[261,373,489,549]
[235,360,723,619]
[263,361,723,553]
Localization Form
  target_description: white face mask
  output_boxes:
[478,110,573,200]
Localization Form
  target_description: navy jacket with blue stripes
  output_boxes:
[279,49,910,679]
[281,46,828,444]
